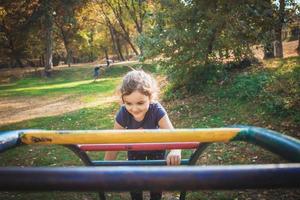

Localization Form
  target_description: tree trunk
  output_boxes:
[205,22,225,65]
[8,37,24,67]
[60,27,72,67]
[122,30,139,56]
[108,24,124,61]
[115,33,125,61]
[274,28,283,58]
[137,0,144,56]
[274,0,285,58]
[263,41,274,59]
[297,30,300,54]
[66,50,72,67]
[125,43,129,60]
[15,57,24,68]
[105,0,140,55]
[44,3,53,76]
[104,47,109,61]
[103,47,110,67]
[89,30,95,62]
[122,0,145,56]
[40,55,44,67]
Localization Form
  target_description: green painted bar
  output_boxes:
[232,126,300,162]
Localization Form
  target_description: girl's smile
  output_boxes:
[122,91,151,122]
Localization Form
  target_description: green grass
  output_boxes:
[0,58,299,200]
[0,63,160,98]
[0,103,119,131]
[0,64,132,200]
[0,62,174,200]
[162,57,300,199]
[0,66,122,98]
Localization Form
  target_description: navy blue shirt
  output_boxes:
[116,102,167,129]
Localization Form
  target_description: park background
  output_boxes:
[0,0,300,199]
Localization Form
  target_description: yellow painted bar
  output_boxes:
[20,128,242,145]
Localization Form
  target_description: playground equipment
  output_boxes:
[0,126,299,199]
[66,141,206,199]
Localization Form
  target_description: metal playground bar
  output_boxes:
[0,126,299,198]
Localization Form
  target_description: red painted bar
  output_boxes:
[78,142,200,151]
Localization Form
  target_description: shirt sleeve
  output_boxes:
[155,102,167,122]
[115,106,127,128]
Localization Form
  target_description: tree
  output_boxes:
[298,27,300,54]
[99,3,126,60]
[53,0,85,67]
[41,0,54,74]
[296,4,300,54]
[122,0,148,55]
[75,1,114,62]
[0,0,43,68]
[101,0,139,55]
[252,0,299,59]
[0,0,154,68]
[142,0,268,91]
[107,21,126,60]
[273,0,286,57]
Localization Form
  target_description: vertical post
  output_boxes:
[180,143,210,200]
[63,145,106,200]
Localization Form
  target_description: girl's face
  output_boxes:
[122,91,151,122]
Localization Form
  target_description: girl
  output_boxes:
[104,70,181,200]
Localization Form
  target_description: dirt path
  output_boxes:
[0,75,167,126]
[0,61,134,127]
[0,95,119,126]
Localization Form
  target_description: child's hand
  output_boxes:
[166,150,181,165]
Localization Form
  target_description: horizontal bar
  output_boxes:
[91,159,190,166]
[0,164,299,191]
[79,142,200,151]
[20,128,241,144]
[2,127,299,162]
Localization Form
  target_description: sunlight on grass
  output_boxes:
[263,56,299,69]
[3,78,114,92]
[0,77,121,97]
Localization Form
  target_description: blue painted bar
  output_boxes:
[92,159,190,166]
[0,164,299,191]
[0,130,21,153]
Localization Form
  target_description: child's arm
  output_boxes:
[104,121,124,160]
[158,115,182,166]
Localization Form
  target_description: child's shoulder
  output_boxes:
[149,101,166,112]
[149,101,167,119]
[119,105,127,112]
[150,101,163,107]
[116,105,129,119]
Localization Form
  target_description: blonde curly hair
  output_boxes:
[120,70,158,101]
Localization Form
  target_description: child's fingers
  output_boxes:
[166,155,171,165]
[167,155,181,166]
[167,155,171,165]
[173,155,180,165]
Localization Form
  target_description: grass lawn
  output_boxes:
[0,58,299,200]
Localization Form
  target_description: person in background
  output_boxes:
[93,66,100,82]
